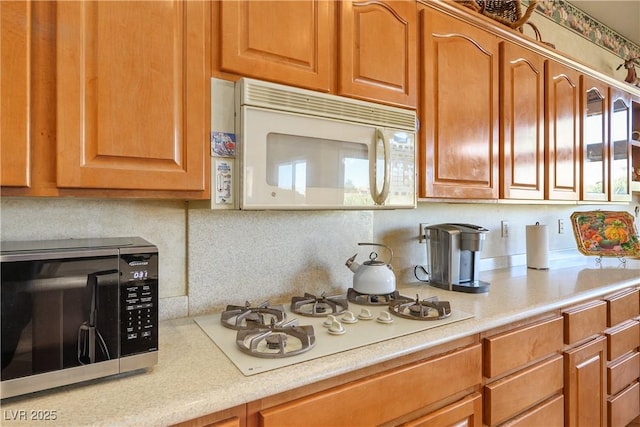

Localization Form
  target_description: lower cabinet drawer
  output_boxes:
[563,300,607,346]
[400,392,482,427]
[606,320,640,361]
[608,381,640,427]
[259,344,482,427]
[483,316,563,379]
[606,288,640,327]
[484,354,563,426]
[502,395,564,427]
[608,351,640,395]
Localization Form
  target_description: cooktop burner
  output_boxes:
[346,288,405,305]
[389,295,452,320]
[235,319,316,358]
[290,292,348,317]
[220,301,286,330]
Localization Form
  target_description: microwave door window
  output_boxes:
[265,133,373,206]
[1,258,119,381]
[386,130,416,206]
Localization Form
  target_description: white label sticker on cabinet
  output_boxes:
[215,160,233,205]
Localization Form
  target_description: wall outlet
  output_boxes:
[501,220,509,238]
[558,219,565,234]
[419,223,428,243]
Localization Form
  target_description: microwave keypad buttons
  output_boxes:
[125,284,154,341]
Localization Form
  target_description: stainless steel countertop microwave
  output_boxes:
[1,237,158,399]
[202,78,418,210]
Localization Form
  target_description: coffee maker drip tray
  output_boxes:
[429,280,490,294]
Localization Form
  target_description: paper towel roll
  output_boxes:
[526,223,549,270]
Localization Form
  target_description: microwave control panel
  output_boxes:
[119,250,159,356]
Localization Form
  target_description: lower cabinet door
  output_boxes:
[400,392,482,427]
[564,335,607,427]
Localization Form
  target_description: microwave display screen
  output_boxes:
[131,270,149,280]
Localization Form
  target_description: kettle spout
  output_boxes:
[345,253,360,273]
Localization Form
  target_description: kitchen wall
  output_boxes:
[187,200,639,316]
[1,6,639,319]
[0,198,190,320]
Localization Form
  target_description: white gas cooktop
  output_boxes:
[194,298,473,376]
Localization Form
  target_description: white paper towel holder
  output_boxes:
[526,221,550,270]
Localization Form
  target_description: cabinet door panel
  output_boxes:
[56,1,207,191]
[581,76,609,201]
[220,0,333,92]
[500,42,545,200]
[564,335,606,427]
[339,0,416,108]
[546,62,581,200]
[419,7,499,199]
[609,87,632,201]
[1,1,30,187]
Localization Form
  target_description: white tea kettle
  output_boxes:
[345,243,396,295]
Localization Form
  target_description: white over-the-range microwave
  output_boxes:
[204,78,417,210]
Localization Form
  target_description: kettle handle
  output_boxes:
[358,243,393,264]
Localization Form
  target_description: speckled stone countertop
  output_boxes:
[2,258,639,426]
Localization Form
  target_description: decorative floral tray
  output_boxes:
[570,211,640,257]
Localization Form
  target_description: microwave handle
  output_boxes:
[371,128,391,205]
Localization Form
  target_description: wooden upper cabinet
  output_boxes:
[218,0,334,92]
[581,76,609,202]
[339,0,417,108]
[500,41,545,200]
[580,75,635,203]
[545,61,581,200]
[1,1,31,188]
[56,1,209,193]
[419,5,499,199]
[608,87,632,202]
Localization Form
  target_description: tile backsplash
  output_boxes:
[187,200,638,315]
[0,198,189,319]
